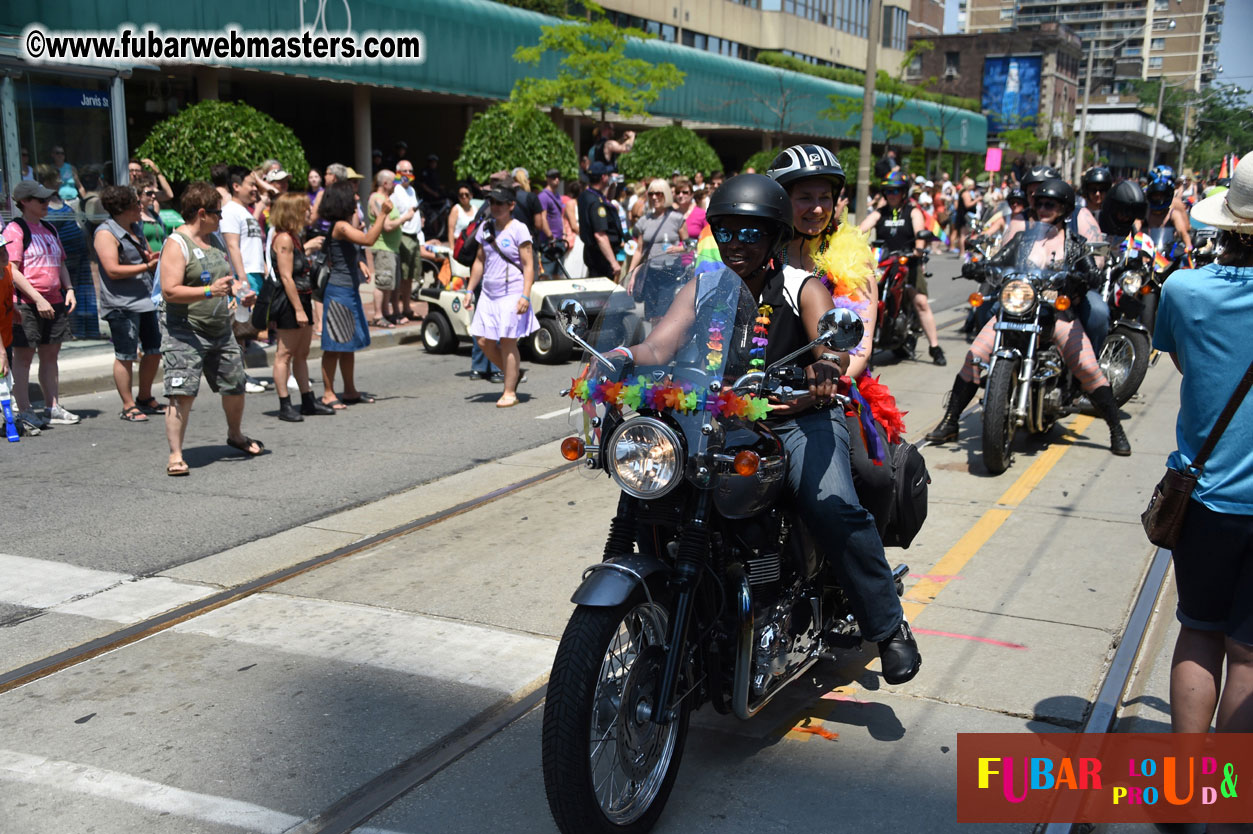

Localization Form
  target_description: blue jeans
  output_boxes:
[773,408,904,643]
[1078,289,1109,354]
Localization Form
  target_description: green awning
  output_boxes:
[4,0,986,151]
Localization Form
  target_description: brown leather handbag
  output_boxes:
[1142,356,1253,549]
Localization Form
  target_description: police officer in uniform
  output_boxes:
[858,173,946,365]
[577,161,622,279]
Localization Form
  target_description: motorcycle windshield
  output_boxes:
[567,256,761,463]
[1006,221,1067,272]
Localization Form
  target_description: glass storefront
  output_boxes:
[2,69,123,341]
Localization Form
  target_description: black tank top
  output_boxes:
[757,268,817,370]
[876,206,915,252]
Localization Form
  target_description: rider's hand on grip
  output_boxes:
[605,348,634,382]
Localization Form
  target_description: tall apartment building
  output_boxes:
[909,0,947,37]
[599,0,912,72]
[961,0,1223,98]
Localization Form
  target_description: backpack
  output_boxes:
[307,234,333,302]
[880,441,930,549]
[453,202,491,267]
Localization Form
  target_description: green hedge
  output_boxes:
[455,104,578,183]
[757,52,980,112]
[135,100,308,185]
[617,126,721,181]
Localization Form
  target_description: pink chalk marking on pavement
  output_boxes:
[912,628,1028,650]
[908,573,963,582]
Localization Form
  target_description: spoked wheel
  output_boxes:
[981,358,1017,475]
[542,595,689,834]
[1099,328,1150,407]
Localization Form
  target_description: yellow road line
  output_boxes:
[995,415,1096,508]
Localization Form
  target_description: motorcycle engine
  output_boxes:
[751,586,821,697]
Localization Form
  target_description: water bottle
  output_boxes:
[234,282,255,323]
[0,370,18,443]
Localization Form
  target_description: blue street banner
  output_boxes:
[981,56,1041,133]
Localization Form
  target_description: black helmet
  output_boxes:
[1007,188,1027,205]
[1021,164,1062,188]
[766,144,845,195]
[1145,177,1173,210]
[705,173,794,243]
[1099,180,1148,237]
[1033,178,1075,223]
[1081,166,1113,192]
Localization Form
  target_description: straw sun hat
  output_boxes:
[1192,155,1253,232]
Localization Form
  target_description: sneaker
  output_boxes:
[245,380,267,394]
[246,375,273,391]
[46,405,80,425]
[15,412,43,436]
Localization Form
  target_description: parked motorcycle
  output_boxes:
[541,264,908,833]
[872,244,929,359]
[972,223,1106,475]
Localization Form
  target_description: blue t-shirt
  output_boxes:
[1153,262,1253,514]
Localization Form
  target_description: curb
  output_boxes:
[58,321,429,399]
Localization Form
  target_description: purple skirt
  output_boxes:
[469,293,538,341]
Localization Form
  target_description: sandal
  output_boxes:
[342,392,377,404]
[120,405,149,422]
[166,459,190,476]
[496,395,519,408]
[372,317,395,329]
[136,396,166,414]
[322,397,348,411]
[392,315,411,325]
[226,435,265,456]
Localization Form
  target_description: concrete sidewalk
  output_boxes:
[55,309,430,398]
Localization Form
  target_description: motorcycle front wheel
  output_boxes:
[542,593,690,834]
[982,358,1017,475]
[1099,328,1150,407]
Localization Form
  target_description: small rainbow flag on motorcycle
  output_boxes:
[693,224,723,275]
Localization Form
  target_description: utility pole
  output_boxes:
[1147,77,1166,170]
[857,0,884,223]
[1074,42,1095,183]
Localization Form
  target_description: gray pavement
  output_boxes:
[0,250,1196,833]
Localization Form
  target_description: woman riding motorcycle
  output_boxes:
[925,178,1132,457]
[610,173,921,684]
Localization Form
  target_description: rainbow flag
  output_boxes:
[920,208,950,248]
[1219,156,1230,180]
[693,223,723,275]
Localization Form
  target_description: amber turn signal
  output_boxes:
[898,256,909,265]
[969,292,984,308]
[733,450,760,476]
[560,437,585,461]
[1140,285,1153,295]
[1054,295,1071,311]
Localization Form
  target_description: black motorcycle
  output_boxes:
[960,233,1003,341]
[972,223,1105,475]
[1087,234,1152,406]
[541,265,912,833]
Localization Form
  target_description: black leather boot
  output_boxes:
[1088,386,1131,456]
[301,391,335,416]
[925,377,979,444]
[878,621,922,684]
[278,396,304,423]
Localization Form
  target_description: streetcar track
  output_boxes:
[0,460,577,695]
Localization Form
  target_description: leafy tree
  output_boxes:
[135,100,307,184]
[617,126,721,180]
[512,6,685,122]
[1183,84,1253,173]
[1001,127,1047,160]
[1126,78,1189,140]
[837,147,860,189]
[822,41,934,152]
[455,103,578,182]
[742,147,783,175]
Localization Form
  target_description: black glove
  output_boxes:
[961,262,982,281]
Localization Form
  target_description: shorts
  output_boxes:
[399,234,423,284]
[12,302,70,347]
[246,272,265,294]
[372,250,398,291]
[271,291,314,330]
[104,308,161,360]
[1172,498,1253,645]
[907,261,929,296]
[160,314,247,398]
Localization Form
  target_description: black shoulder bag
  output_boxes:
[1142,355,1253,548]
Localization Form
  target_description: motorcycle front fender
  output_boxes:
[1111,318,1149,336]
[570,553,673,607]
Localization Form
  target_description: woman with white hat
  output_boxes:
[1154,155,1253,741]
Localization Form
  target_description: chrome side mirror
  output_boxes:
[819,308,864,352]
[558,299,589,338]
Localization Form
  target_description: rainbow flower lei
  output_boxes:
[569,375,773,422]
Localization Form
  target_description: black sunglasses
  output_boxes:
[204,208,223,216]
[882,188,904,196]
[488,197,510,206]
[1035,198,1060,211]
[712,226,765,245]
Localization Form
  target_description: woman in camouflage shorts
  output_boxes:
[157,182,264,475]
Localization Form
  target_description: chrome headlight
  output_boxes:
[1120,271,1144,294]
[608,417,684,499]
[1000,279,1036,315]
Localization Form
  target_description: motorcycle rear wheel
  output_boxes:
[1099,328,1150,407]
[982,358,1017,475]
[542,594,690,834]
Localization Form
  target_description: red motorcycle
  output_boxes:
[873,247,930,359]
